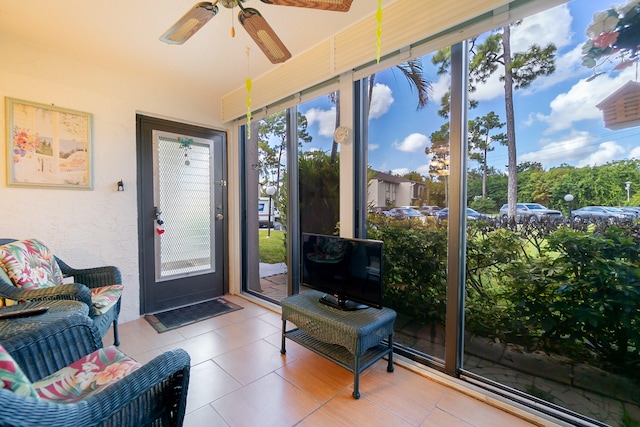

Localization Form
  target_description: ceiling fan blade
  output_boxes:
[160,2,219,44]
[239,8,292,64]
[259,0,353,12]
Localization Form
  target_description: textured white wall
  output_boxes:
[0,36,226,322]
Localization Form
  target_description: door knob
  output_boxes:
[216,214,224,220]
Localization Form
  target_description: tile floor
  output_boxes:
[105,295,557,427]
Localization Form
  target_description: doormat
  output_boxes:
[145,297,243,333]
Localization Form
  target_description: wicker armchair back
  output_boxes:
[0,314,190,427]
[0,238,122,346]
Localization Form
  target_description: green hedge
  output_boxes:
[368,215,640,375]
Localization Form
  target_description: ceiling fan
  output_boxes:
[160,0,354,64]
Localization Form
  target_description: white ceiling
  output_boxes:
[0,1,383,106]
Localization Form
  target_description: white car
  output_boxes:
[258,197,280,227]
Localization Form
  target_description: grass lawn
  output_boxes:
[259,229,286,264]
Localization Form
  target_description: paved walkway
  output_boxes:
[258,263,288,300]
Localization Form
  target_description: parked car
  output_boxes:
[420,205,441,215]
[499,203,563,223]
[372,207,389,215]
[384,207,425,220]
[435,207,490,221]
[620,206,640,218]
[258,197,280,227]
[571,206,636,223]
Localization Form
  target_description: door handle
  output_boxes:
[216,213,224,220]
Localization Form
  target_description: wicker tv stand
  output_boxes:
[280,290,396,398]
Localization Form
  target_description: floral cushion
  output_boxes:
[0,239,64,290]
[0,344,38,398]
[34,346,141,403]
[90,285,124,315]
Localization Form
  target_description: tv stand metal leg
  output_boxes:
[387,334,394,372]
[280,320,287,354]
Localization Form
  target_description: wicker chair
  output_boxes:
[0,238,122,346]
[0,313,190,427]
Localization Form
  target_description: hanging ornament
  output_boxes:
[179,137,193,165]
[231,4,236,37]
[156,219,165,235]
[246,47,252,138]
[376,0,383,63]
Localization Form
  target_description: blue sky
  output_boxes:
[297,0,640,177]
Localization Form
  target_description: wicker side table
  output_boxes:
[280,290,396,398]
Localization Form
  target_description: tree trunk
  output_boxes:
[482,146,487,199]
[502,25,518,222]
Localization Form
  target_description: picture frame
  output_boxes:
[5,97,93,189]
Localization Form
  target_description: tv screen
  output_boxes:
[301,233,383,310]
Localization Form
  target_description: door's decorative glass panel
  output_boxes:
[154,131,214,280]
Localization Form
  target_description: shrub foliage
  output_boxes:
[368,215,640,375]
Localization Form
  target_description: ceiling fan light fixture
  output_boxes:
[239,8,292,63]
[160,2,219,44]
[259,0,353,12]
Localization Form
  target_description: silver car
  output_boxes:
[570,206,636,223]
[499,203,563,223]
[621,207,640,218]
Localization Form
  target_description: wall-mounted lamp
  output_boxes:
[117,180,124,192]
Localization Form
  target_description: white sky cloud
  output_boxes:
[304,107,336,138]
[576,141,626,167]
[473,72,504,102]
[511,4,573,52]
[369,143,380,151]
[431,74,450,105]
[415,164,431,176]
[537,68,637,133]
[391,167,409,176]
[519,130,597,166]
[519,130,630,168]
[630,146,640,159]
[392,133,429,152]
[369,83,394,119]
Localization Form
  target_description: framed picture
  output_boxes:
[5,97,93,189]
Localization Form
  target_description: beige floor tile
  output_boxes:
[107,295,555,427]
[161,330,233,365]
[184,404,229,427]
[186,359,242,413]
[212,372,318,427]
[256,309,283,328]
[437,389,538,427]
[358,360,449,425]
[275,352,355,402]
[213,316,280,346]
[105,318,184,355]
[212,339,290,385]
[298,389,413,427]
[420,408,474,427]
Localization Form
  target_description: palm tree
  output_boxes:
[328,58,431,163]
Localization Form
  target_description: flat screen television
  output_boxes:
[301,232,384,310]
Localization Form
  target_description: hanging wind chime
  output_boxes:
[246,47,252,139]
[376,0,383,63]
[179,137,194,165]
